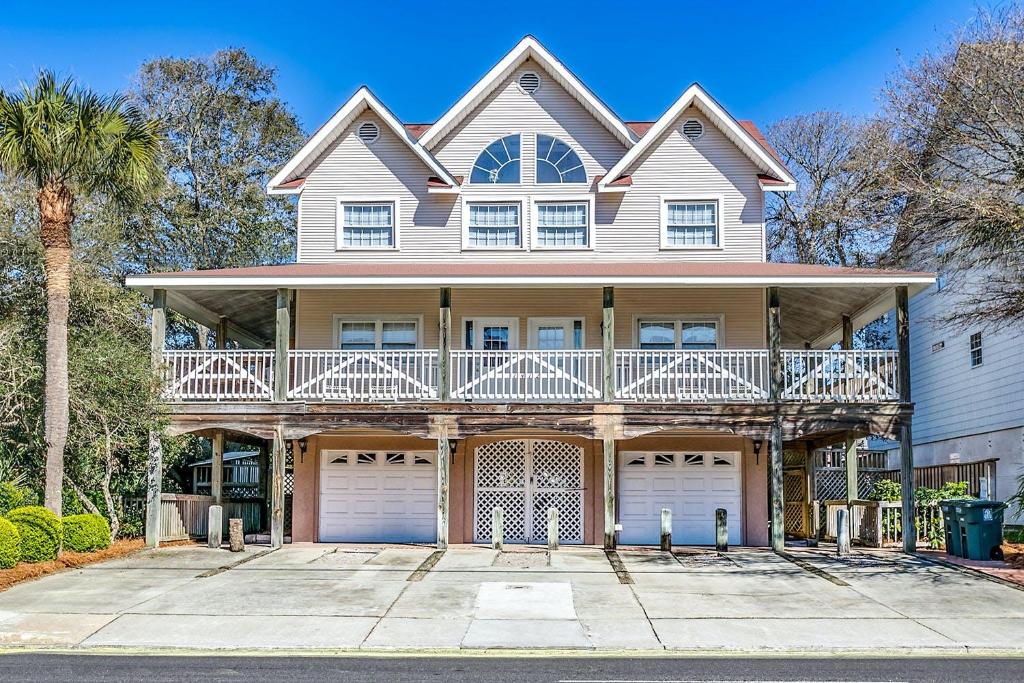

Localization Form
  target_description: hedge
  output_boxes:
[0,481,35,516]
[62,514,111,552]
[0,517,20,569]
[6,506,62,563]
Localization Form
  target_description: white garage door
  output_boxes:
[318,450,436,543]
[618,451,742,546]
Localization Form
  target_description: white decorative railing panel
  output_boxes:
[614,350,770,402]
[451,350,602,402]
[162,350,274,402]
[782,350,899,402]
[289,350,438,401]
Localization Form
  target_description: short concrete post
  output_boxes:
[491,507,503,551]
[207,505,223,549]
[716,508,729,552]
[836,508,851,556]
[660,508,672,551]
[548,508,559,551]
[228,518,244,552]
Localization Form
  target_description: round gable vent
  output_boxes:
[682,119,704,140]
[518,71,541,94]
[357,121,380,144]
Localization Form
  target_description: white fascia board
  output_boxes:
[126,274,936,291]
[598,84,797,191]
[759,180,796,193]
[417,36,638,150]
[267,87,459,192]
[267,185,303,196]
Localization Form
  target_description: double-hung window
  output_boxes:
[466,202,521,248]
[338,201,396,249]
[337,318,418,350]
[638,319,719,350]
[535,202,589,248]
[662,199,719,248]
[969,332,983,367]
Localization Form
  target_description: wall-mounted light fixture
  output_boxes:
[752,438,763,466]
[448,439,458,463]
[298,438,308,463]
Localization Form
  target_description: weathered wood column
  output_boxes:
[439,287,451,402]
[841,316,858,504]
[436,428,450,550]
[274,289,291,403]
[211,431,225,505]
[216,316,229,350]
[602,287,615,402]
[270,425,286,548]
[896,285,916,552]
[767,287,785,552]
[146,288,167,548]
[805,440,818,547]
[602,433,616,549]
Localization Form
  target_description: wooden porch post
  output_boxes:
[439,287,451,402]
[767,287,785,552]
[896,285,916,552]
[603,433,616,549]
[841,314,854,350]
[805,440,818,547]
[146,288,167,549]
[602,287,615,402]
[211,431,225,506]
[270,425,285,548]
[841,314,858,503]
[437,429,450,550]
[216,316,229,350]
[274,289,291,403]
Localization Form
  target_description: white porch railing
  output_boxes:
[450,350,603,402]
[614,350,770,402]
[288,350,439,401]
[782,350,900,402]
[162,350,275,401]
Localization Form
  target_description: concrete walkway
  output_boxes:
[1,543,1023,653]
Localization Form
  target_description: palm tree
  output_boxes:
[0,72,161,515]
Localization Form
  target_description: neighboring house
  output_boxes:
[191,451,261,496]
[907,275,1024,522]
[127,37,933,549]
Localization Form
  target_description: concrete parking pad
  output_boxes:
[362,617,472,649]
[0,612,117,646]
[462,619,591,649]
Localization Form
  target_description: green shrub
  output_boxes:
[6,506,62,562]
[0,481,36,516]
[867,479,902,502]
[62,514,111,552]
[0,517,20,569]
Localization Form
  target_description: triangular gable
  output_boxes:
[267,87,459,194]
[598,83,796,192]
[416,35,639,151]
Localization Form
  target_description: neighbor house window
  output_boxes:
[339,202,395,249]
[470,134,521,184]
[536,202,588,248]
[969,332,983,367]
[337,319,418,350]
[664,200,719,247]
[467,203,521,248]
[638,319,719,350]
[536,134,586,183]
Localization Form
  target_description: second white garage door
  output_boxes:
[618,451,742,546]
[318,450,436,543]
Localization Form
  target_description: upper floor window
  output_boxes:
[338,201,396,249]
[969,332,983,367]
[535,202,589,248]
[466,203,521,248]
[470,134,521,184]
[661,199,720,248]
[337,318,418,350]
[638,319,719,350]
[536,134,586,183]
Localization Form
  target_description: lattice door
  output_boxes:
[474,439,584,544]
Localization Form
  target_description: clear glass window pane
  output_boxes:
[342,203,394,248]
[465,320,474,350]
[470,134,521,184]
[680,323,717,350]
[537,203,587,247]
[639,322,676,350]
[573,320,583,349]
[468,204,520,247]
[666,201,717,246]
[482,326,510,350]
[536,326,566,350]
[340,322,376,350]
[536,134,586,184]
[382,321,417,349]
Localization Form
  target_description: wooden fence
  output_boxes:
[158,493,264,541]
[823,499,945,548]
[879,458,998,498]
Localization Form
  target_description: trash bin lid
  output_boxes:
[954,499,1005,509]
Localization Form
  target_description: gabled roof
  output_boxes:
[598,83,797,193]
[267,87,459,194]
[416,35,639,150]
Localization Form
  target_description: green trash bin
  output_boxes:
[956,500,1006,561]
[939,500,965,558]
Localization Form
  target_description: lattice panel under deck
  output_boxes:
[531,490,584,543]
[475,490,527,543]
[475,440,526,489]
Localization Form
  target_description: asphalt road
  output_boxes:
[0,655,1021,682]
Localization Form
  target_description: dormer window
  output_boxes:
[536,134,586,183]
[470,134,521,184]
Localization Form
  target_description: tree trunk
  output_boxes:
[100,420,120,541]
[38,181,74,517]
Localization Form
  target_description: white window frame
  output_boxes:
[461,317,520,350]
[969,332,983,368]
[461,197,526,251]
[632,315,725,349]
[335,196,401,251]
[530,196,595,251]
[527,317,586,349]
[332,314,423,350]
[533,132,588,185]
[659,194,724,250]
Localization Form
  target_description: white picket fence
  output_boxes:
[288,350,439,401]
[450,350,602,402]
[614,349,770,402]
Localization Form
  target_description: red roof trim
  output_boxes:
[274,178,305,190]
[757,174,786,186]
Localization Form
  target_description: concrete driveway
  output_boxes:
[1,543,1023,653]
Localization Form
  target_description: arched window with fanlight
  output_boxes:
[470,134,521,184]
[536,134,586,183]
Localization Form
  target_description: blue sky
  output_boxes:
[0,0,977,132]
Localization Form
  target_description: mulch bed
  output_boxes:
[0,538,196,592]
[1003,542,1024,569]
